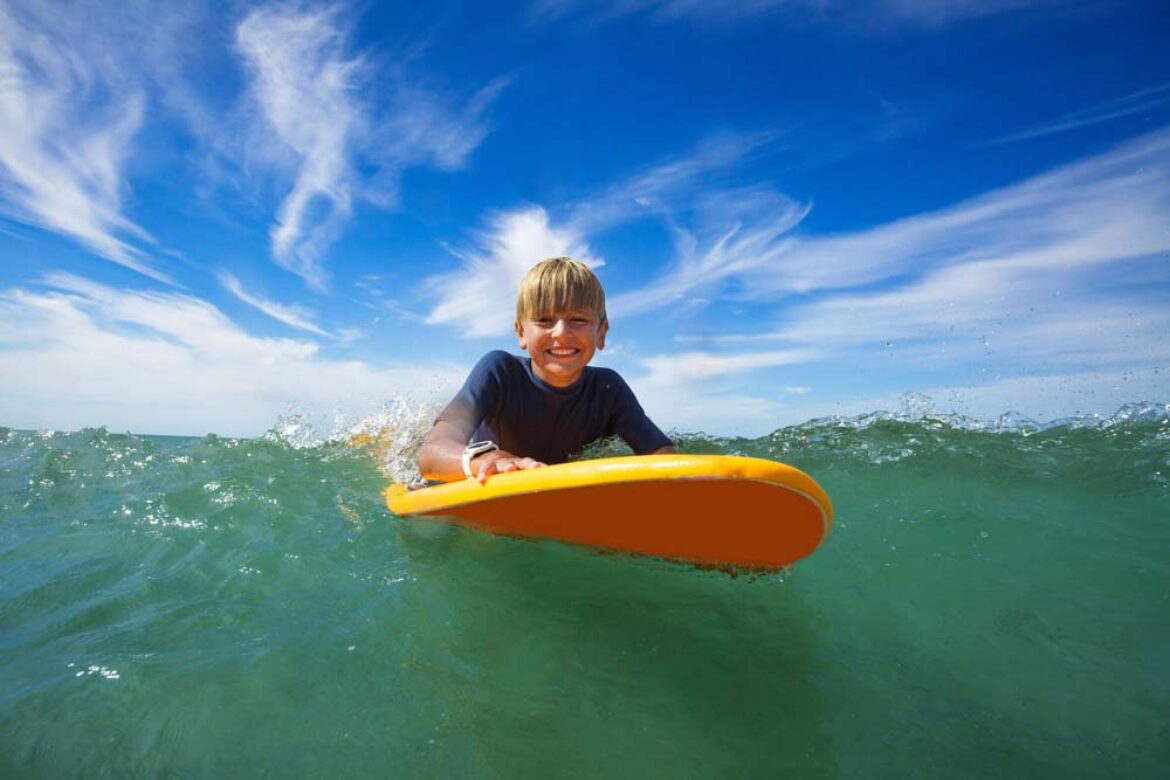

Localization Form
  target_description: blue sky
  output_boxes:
[1,0,1168,437]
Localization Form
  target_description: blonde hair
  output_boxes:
[515,257,607,326]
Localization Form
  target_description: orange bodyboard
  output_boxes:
[385,454,832,569]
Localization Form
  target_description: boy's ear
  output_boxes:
[515,320,526,349]
[597,320,608,350]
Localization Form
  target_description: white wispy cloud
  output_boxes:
[0,1,163,280]
[217,270,331,337]
[235,5,365,290]
[985,81,1170,146]
[740,128,1170,311]
[620,129,1170,432]
[640,348,818,380]
[372,69,511,175]
[624,346,819,434]
[422,133,775,338]
[616,346,821,435]
[0,1,504,288]
[531,0,1058,27]
[607,186,809,316]
[566,131,779,234]
[235,3,505,290]
[775,261,1170,372]
[616,128,1170,315]
[0,273,466,436]
[422,207,602,338]
[635,384,790,435]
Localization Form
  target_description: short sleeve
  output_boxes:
[606,371,672,454]
[435,351,509,441]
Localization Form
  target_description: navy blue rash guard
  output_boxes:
[436,350,671,464]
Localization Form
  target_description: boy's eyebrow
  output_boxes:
[532,311,594,319]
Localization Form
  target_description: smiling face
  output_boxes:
[516,308,608,388]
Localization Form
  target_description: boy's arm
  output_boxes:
[651,444,675,454]
[418,421,545,484]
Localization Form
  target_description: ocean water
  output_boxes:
[1,401,1168,777]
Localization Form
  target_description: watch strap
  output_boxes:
[461,441,499,478]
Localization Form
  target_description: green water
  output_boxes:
[1,406,1168,777]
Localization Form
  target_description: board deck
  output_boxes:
[386,454,832,569]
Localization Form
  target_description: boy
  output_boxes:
[419,257,674,483]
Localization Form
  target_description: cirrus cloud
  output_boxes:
[0,1,164,280]
[236,3,508,290]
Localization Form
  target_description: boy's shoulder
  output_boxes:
[585,364,623,383]
[479,348,516,363]
[469,350,535,386]
[473,350,523,372]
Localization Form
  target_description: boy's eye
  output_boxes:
[531,313,592,328]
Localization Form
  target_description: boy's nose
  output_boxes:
[550,318,569,336]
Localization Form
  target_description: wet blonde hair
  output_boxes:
[515,257,607,326]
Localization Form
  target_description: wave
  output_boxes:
[4,397,1166,488]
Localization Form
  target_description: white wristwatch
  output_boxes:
[461,440,499,478]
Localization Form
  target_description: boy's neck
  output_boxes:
[527,358,585,390]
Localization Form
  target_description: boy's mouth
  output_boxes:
[547,348,580,358]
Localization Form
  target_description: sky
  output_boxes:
[1,0,1168,437]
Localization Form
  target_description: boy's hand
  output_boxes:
[470,449,545,484]
[418,422,546,483]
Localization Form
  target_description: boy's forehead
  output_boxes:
[528,306,596,318]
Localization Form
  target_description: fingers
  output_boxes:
[475,455,546,484]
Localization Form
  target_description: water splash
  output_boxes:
[253,398,439,485]
[1101,401,1170,428]
[343,398,440,486]
[262,407,324,449]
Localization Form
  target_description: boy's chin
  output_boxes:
[534,362,585,386]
